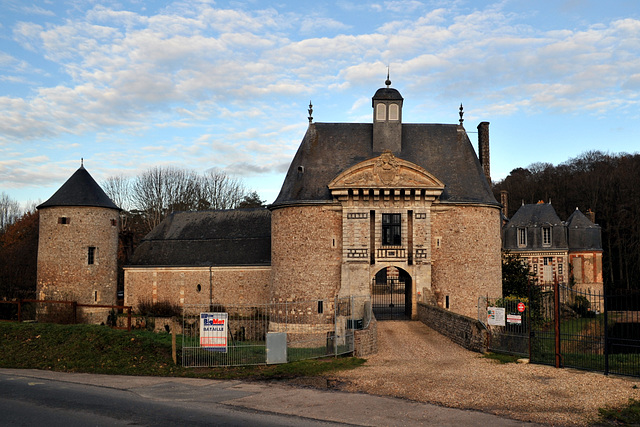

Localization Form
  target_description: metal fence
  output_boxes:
[480,285,640,377]
[182,296,372,367]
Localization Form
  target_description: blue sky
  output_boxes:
[1,0,639,209]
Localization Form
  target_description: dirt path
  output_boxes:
[327,321,640,426]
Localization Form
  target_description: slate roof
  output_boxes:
[506,203,564,227]
[566,208,602,251]
[503,203,568,251]
[272,123,498,207]
[129,208,271,267]
[37,166,119,210]
[372,87,403,103]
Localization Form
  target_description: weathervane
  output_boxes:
[385,66,391,87]
[459,103,464,125]
[308,101,313,123]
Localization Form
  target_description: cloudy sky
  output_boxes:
[1,0,639,208]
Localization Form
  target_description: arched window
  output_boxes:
[389,103,399,120]
[376,103,386,121]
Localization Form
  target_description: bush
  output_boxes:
[136,300,181,317]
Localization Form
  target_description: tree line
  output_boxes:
[493,151,640,290]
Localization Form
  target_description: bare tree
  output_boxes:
[200,169,246,210]
[0,192,22,233]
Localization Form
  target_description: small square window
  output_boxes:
[58,217,70,225]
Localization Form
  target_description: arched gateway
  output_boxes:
[372,266,412,320]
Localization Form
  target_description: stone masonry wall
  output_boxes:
[353,316,378,357]
[430,204,502,318]
[37,206,119,307]
[124,266,271,310]
[417,301,487,353]
[270,204,342,302]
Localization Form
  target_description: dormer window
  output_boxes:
[517,227,527,247]
[376,103,386,121]
[542,227,552,247]
[389,104,399,121]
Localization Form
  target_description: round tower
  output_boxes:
[36,164,120,324]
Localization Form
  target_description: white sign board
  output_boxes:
[200,312,228,353]
[507,314,522,325]
[487,307,506,326]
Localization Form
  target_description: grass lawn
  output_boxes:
[0,322,365,380]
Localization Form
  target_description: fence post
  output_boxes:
[554,281,561,368]
[127,307,132,332]
[18,299,22,322]
[528,280,532,361]
[72,301,78,324]
[604,289,609,375]
[334,295,338,357]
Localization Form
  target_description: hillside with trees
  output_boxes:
[493,151,640,290]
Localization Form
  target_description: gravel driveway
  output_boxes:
[326,321,640,426]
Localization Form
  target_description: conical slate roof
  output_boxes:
[37,166,119,210]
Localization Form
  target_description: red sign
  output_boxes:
[517,302,526,312]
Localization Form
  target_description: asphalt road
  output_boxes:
[0,369,539,426]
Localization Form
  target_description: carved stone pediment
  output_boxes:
[328,151,444,191]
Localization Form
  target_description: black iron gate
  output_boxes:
[481,284,640,377]
[372,277,410,320]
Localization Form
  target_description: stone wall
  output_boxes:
[37,206,119,311]
[353,317,378,357]
[430,204,502,318]
[417,301,487,353]
[123,266,271,310]
[270,204,343,302]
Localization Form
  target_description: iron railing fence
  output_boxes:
[479,295,530,357]
[182,296,372,368]
[480,285,640,377]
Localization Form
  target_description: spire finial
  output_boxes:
[385,66,391,87]
[459,103,464,125]
[308,101,313,123]
[81,157,84,167]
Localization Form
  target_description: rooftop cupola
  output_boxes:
[372,72,403,153]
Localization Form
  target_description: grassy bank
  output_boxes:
[0,322,365,379]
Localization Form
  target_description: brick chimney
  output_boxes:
[500,190,508,218]
[477,122,490,184]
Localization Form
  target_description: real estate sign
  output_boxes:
[200,312,228,353]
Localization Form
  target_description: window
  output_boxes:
[376,103,386,121]
[382,213,401,246]
[517,227,526,247]
[389,103,399,120]
[58,217,70,225]
[88,246,96,265]
[542,227,551,246]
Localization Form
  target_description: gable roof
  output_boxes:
[272,123,498,207]
[129,208,271,267]
[37,166,119,210]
